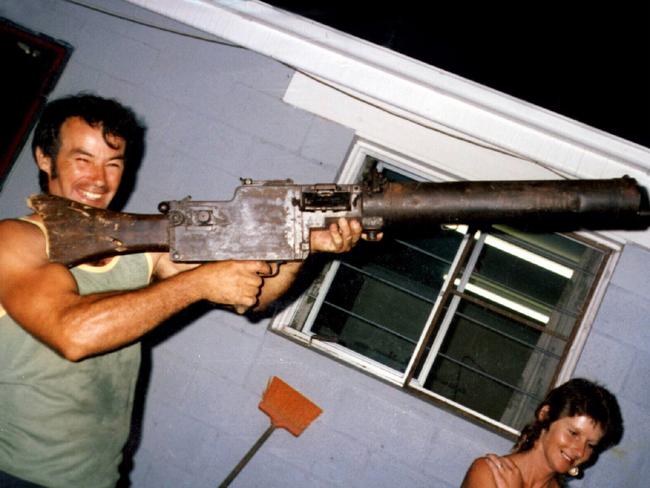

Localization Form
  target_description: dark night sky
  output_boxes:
[266,2,650,149]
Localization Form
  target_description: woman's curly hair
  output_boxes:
[513,378,623,455]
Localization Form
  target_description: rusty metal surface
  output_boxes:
[163,181,365,261]
[29,176,649,266]
[362,177,643,227]
[165,185,303,262]
[28,194,168,266]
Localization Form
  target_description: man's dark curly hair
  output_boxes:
[513,378,623,457]
[32,93,146,207]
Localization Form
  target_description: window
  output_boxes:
[272,142,613,433]
[0,18,71,189]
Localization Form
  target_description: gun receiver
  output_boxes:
[28,175,648,267]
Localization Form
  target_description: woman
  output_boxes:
[461,378,623,487]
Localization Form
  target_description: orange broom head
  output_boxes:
[258,376,323,437]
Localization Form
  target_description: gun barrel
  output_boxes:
[362,177,644,228]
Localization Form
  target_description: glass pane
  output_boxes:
[310,230,464,372]
[424,300,553,418]
[472,243,567,312]
[504,390,543,431]
[457,231,607,327]
[421,229,608,429]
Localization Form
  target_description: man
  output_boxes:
[0,94,364,487]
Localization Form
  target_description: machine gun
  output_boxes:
[28,171,649,267]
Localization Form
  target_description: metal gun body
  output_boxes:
[28,175,647,267]
[161,182,364,262]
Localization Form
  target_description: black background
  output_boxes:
[266,2,649,149]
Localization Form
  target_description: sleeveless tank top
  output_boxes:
[0,219,153,488]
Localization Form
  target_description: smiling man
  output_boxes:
[0,94,363,487]
[36,115,126,208]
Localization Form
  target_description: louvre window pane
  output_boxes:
[420,229,607,428]
[472,244,568,314]
[310,232,464,372]
[465,231,605,321]
[423,299,559,423]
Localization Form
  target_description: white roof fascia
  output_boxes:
[125,0,650,171]
[124,0,650,248]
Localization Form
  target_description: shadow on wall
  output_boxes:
[117,300,212,487]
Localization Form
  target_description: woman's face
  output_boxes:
[538,413,604,474]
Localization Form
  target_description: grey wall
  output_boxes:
[1,1,648,487]
[572,245,650,487]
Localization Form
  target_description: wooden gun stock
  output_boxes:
[28,194,168,266]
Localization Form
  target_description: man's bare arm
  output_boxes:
[0,219,269,361]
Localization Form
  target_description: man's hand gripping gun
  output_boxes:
[28,171,650,267]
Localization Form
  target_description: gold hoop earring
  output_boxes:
[568,466,580,477]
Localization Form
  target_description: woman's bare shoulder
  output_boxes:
[461,457,495,488]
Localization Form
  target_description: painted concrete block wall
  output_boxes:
[0,1,648,487]
[571,244,650,487]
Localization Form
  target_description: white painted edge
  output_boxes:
[124,0,650,173]
[123,0,650,248]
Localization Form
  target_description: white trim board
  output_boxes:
[124,0,650,248]
[283,72,650,248]
[125,1,650,169]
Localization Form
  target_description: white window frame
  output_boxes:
[271,139,620,434]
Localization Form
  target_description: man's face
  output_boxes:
[36,116,126,209]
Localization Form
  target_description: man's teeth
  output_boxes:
[81,190,102,200]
